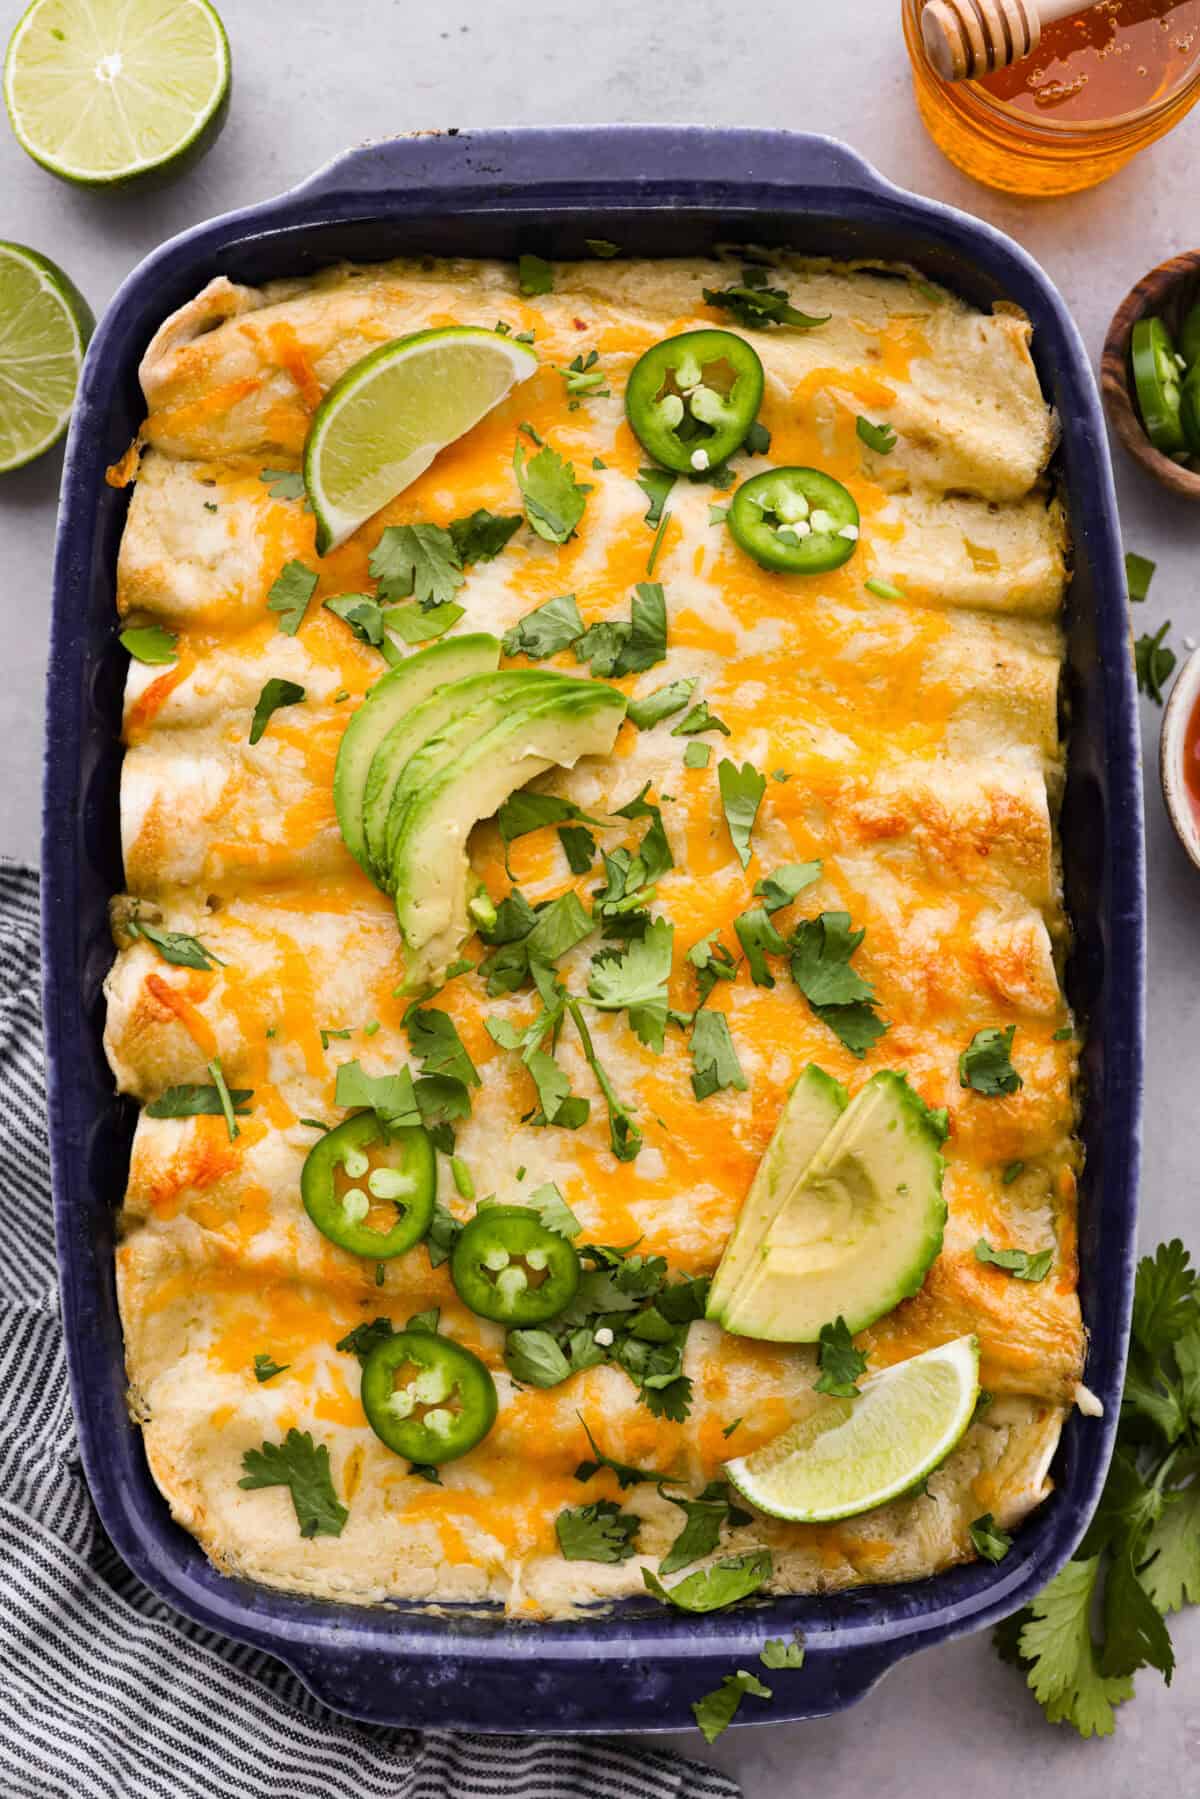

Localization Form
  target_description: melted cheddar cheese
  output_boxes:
[106,254,1082,1614]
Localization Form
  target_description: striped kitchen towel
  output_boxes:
[0,862,739,1799]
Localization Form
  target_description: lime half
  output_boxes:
[0,242,92,472]
[305,327,539,554]
[4,0,230,186]
[725,1334,980,1523]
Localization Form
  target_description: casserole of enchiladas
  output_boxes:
[103,250,1087,1617]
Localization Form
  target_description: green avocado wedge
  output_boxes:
[370,671,571,882]
[720,1070,948,1343]
[333,634,500,873]
[392,682,627,986]
[706,1064,848,1324]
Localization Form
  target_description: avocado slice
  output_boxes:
[720,1070,947,1343]
[391,681,627,985]
[333,634,500,874]
[706,1064,848,1324]
[363,670,564,884]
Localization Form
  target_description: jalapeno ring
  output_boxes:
[451,1205,581,1325]
[301,1111,435,1258]
[361,1329,497,1464]
[727,467,860,575]
[625,329,765,474]
[1131,316,1187,455]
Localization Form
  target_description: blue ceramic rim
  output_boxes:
[41,127,1144,1732]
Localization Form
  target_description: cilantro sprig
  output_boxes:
[702,265,829,331]
[238,1429,348,1538]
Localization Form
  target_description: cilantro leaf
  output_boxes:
[689,1009,747,1101]
[1134,621,1176,703]
[636,466,676,526]
[448,508,521,565]
[754,861,821,914]
[684,741,710,769]
[405,1007,480,1090]
[119,624,177,665]
[384,600,465,643]
[1131,1240,1197,1363]
[692,1670,773,1744]
[1101,1548,1175,1682]
[502,592,584,659]
[426,1199,462,1269]
[975,1237,1053,1282]
[671,699,730,738]
[959,1025,1023,1096]
[505,1328,574,1387]
[814,1316,868,1397]
[735,905,787,987]
[323,593,403,663]
[333,1059,421,1130]
[253,1354,288,1382]
[717,759,765,870]
[259,467,306,501]
[557,348,610,404]
[702,269,829,331]
[643,1550,772,1612]
[249,677,305,745]
[567,997,642,1161]
[575,1417,668,1489]
[556,1499,640,1562]
[1139,1483,1200,1613]
[687,930,737,1006]
[266,560,318,635]
[127,919,222,971]
[526,1181,582,1239]
[856,415,897,455]
[513,439,590,544]
[518,253,553,295]
[369,524,464,609]
[559,824,596,874]
[1125,551,1155,602]
[586,238,620,259]
[574,583,667,679]
[497,790,602,845]
[1011,1557,1134,1738]
[788,911,888,1056]
[660,1480,751,1576]
[238,1429,348,1538]
[146,1081,252,1122]
[335,1317,397,1364]
[525,1047,591,1131]
[760,1635,806,1669]
[627,677,696,731]
[587,917,674,1052]
[969,1513,1013,1562]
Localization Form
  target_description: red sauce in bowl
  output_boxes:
[1184,684,1200,834]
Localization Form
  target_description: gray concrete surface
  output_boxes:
[1,0,1197,1787]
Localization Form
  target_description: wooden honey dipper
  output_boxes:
[920,0,1099,81]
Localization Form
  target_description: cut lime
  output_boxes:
[725,1334,980,1523]
[305,327,538,554]
[4,0,230,187]
[0,242,92,472]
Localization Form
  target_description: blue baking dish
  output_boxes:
[42,126,1144,1733]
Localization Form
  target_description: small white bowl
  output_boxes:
[1160,647,1200,870]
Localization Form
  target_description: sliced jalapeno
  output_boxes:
[625,329,765,474]
[1131,316,1187,455]
[1181,363,1200,456]
[728,467,860,575]
[361,1329,497,1463]
[301,1111,435,1258]
[1179,303,1200,371]
[451,1205,580,1325]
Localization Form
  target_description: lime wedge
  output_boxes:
[304,327,538,554]
[0,242,92,472]
[725,1334,980,1523]
[4,0,230,187]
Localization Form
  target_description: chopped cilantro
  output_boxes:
[659,1480,751,1576]
[383,600,465,643]
[689,1009,747,1101]
[249,678,305,745]
[683,741,710,768]
[587,917,675,1052]
[127,919,222,971]
[788,911,889,1057]
[558,823,596,874]
[567,998,642,1161]
[146,1076,252,1127]
[369,523,464,609]
[556,1499,639,1562]
[265,560,317,635]
[643,1550,773,1612]
[1002,1160,1025,1185]
[574,1416,668,1488]
[702,265,828,330]
[975,1237,1053,1282]
[323,593,402,664]
[814,1316,868,1396]
[335,1317,396,1363]
[687,930,737,1005]
[513,439,590,544]
[734,905,787,987]
[856,415,897,455]
[119,623,177,665]
[518,253,554,295]
[574,581,667,678]
[1134,622,1176,703]
[448,508,521,564]
[585,238,620,258]
[959,1025,1022,1096]
[501,591,584,659]
[1125,551,1155,602]
[405,1007,480,1092]
[970,1513,1014,1562]
[627,678,696,731]
[259,467,306,502]
[238,1429,348,1538]
[760,1635,806,1669]
[333,1060,420,1130]
[692,1670,773,1744]
[671,699,730,738]
[253,1354,288,1383]
[717,759,766,870]
[754,861,821,913]
[497,790,602,845]
[636,466,676,527]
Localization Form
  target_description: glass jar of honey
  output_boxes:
[902,0,1200,195]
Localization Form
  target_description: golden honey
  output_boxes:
[903,0,1200,195]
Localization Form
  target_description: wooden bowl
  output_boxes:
[1101,249,1200,502]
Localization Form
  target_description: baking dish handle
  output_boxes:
[284,127,899,208]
